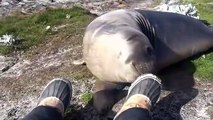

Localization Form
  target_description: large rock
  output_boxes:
[154,0,199,19]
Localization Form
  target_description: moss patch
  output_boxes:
[80,92,93,104]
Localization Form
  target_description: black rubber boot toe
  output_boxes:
[127,74,162,105]
[38,78,72,111]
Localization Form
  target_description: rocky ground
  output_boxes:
[0,0,212,120]
[0,0,159,18]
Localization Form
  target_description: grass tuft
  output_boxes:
[183,0,213,24]
[0,6,93,55]
[80,92,93,104]
[192,53,213,80]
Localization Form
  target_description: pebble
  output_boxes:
[1,1,10,6]
[45,26,51,30]
[0,56,18,74]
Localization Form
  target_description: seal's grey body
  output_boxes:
[82,9,213,114]
[83,9,156,83]
[83,9,213,83]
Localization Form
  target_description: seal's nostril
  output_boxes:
[146,46,153,56]
[132,62,140,74]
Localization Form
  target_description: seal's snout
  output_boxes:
[132,60,155,75]
[130,44,156,74]
[145,46,155,57]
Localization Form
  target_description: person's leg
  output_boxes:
[114,74,162,120]
[23,78,72,120]
[23,106,62,120]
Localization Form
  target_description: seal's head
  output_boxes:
[118,27,156,75]
[83,23,156,82]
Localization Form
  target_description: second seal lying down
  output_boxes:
[82,9,213,83]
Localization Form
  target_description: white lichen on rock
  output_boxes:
[0,34,17,46]
[155,3,199,19]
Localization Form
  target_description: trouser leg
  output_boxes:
[22,106,63,120]
[114,108,152,120]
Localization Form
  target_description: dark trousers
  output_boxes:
[23,106,151,120]
[115,108,152,120]
[22,106,63,120]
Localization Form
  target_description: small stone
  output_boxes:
[7,108,17,117]
[207,93,213,106]
[207,2,213,6]
[202,55,206,58]
[1,65,10,72]
[84,0,90,3]
[46,26,51,30]
[167,0,180,5]
[87,3,94,9]
[93,2,104,6]
[51,26,58,32]
[21,9,28,14]
[118,3,126,8]
[118,0,125,4]
[113,1,119,6]
[66,14,70,19]
[1,1,10,6]
[0,56,17,73]
[107,0,114,5]
[18,2,25,5]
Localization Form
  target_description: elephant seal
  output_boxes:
[80,9,213,114]
[82,9,213,83]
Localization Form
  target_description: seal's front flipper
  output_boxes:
[92,80,128,115]
[92,80,128,93]
[72,58,86,65]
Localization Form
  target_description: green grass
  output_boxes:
[183,0,213,80]
[183,0,213,24]
[0,6,93,55]
[80,92,93,104]
[192,54,213,80]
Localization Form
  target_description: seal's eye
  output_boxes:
[146,46,154,56]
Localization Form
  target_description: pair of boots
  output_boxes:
[37,74,161,118]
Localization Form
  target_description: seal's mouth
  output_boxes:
[131,61,155,75]
[131,62,141,75]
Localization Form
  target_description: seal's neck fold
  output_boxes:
[134,12,156,49]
